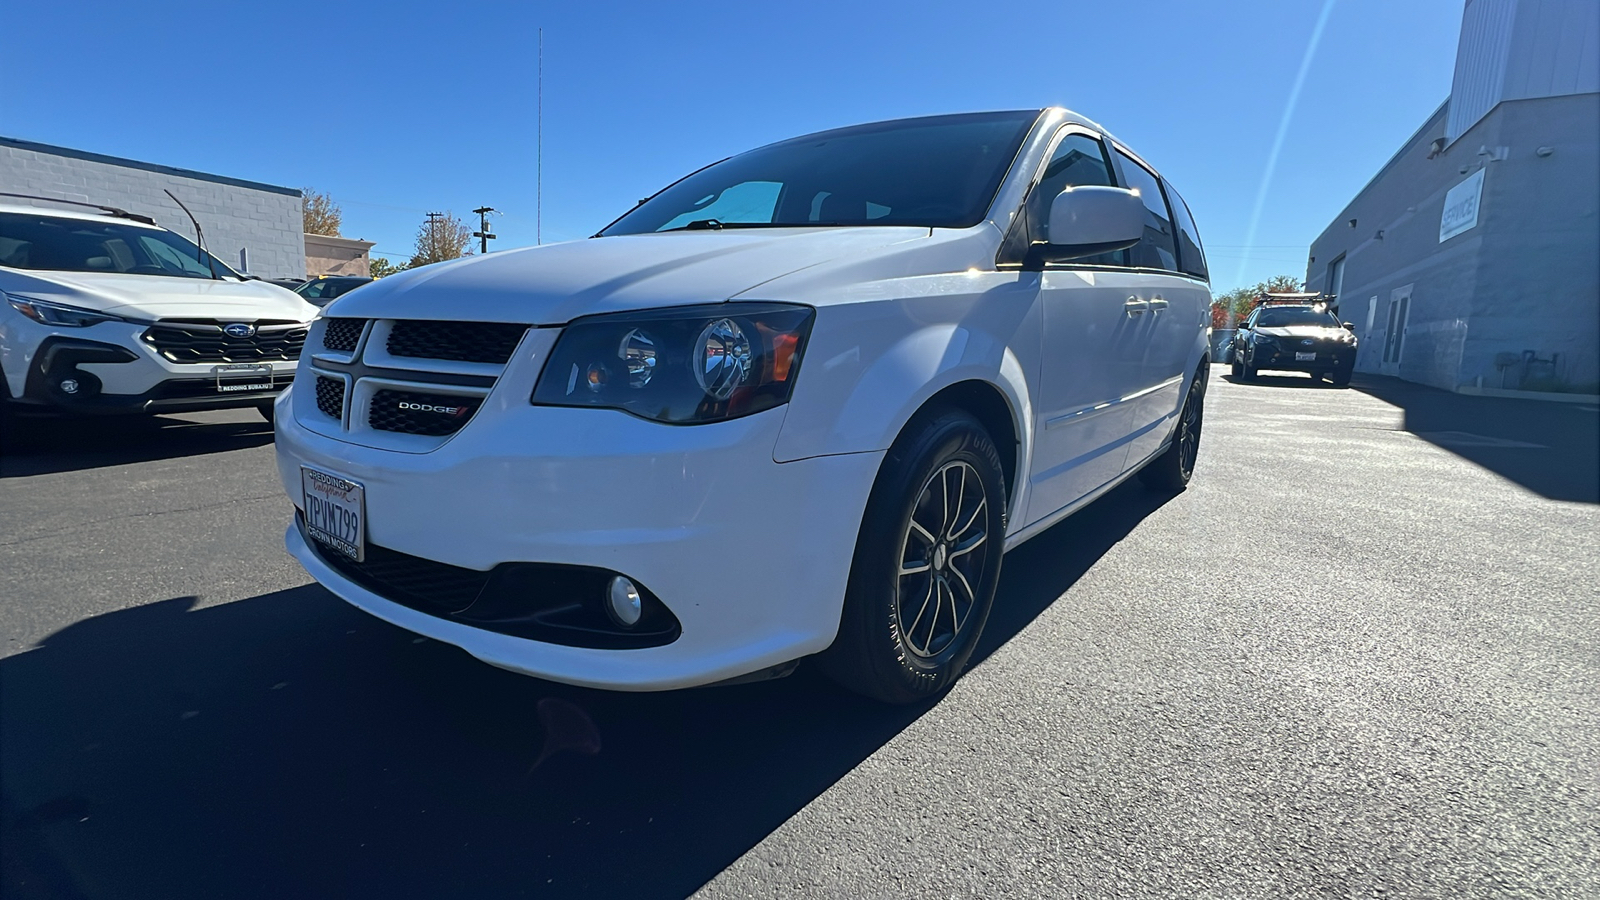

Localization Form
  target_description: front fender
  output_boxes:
[774,301,1036,479]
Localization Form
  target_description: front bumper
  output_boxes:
[276,401,884,691]
[1251,343,1354,373]
[2,319,299,414]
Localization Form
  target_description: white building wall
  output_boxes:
[0,138,306,280]
[1447,0,1600,142]
[1448,0,1518,142]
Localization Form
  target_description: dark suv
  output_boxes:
[1230,302,1357,385]
[294,275,373,307]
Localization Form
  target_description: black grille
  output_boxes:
[368,389,481,436]
[387,321,527,364]
[308,525,489,614]
[314,375,345,419]
[322,318,365,352]
[297,516,682,648]
[143,320,307,364]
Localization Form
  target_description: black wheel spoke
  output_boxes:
[897,460,991,660]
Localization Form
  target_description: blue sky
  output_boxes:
[3,0,1464,291]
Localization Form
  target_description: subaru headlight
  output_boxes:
[532,302,814,424]
[1253,333,1277,346]
[5,292,130,328]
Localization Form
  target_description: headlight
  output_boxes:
[1253,333,1277,346]
[532,302,814,424]
[4,292,129,328]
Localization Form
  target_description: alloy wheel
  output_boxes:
[1178,378,1203,478]
[897,460,991,659]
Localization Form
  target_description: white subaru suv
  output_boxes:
[0,200,319,420]
[276,108,1212,703]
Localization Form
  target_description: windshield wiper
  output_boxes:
[658,220,824,233]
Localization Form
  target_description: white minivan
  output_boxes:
[275,108,1212,703]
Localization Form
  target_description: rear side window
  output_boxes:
[1113,149,1178,272]
[1165,183,1208,281]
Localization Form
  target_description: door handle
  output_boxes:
[1124,297,1149,316]
[1148,296,1169,311]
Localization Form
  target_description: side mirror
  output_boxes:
[1342,321,1355,330]
[1034,185,1145,263]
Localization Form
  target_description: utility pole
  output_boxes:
[425,211,444,263]
[473,207,497,254]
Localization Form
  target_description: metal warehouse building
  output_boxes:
[1305,0,1599,397]
[0,136,306,281]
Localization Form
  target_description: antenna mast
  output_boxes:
[537,27,543,246]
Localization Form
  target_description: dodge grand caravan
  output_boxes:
[276,108,1213,703]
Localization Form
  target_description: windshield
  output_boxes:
[1256,308,1341,328]
[599,111,1040,236]
[0,212,240,280]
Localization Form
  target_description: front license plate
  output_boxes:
[213,363,274,393]
[301,467,365,562]
[1295,351,1317,361]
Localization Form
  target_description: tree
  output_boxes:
[407,212,474,268]
[369,256,406,279]
[1261,274,1304,294]
[1211,276,1308,327]
[302,188,342,236]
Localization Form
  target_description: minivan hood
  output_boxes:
[323,227,931,323]
[0,269,318,322]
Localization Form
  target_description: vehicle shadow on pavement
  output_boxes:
[0,413,273,478]
[0,480,1167,900]
[1218,372,1342,389]
[1352,374,1599,504]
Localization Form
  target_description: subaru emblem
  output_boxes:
[1301,338,1315,346]
[224,323,257,338]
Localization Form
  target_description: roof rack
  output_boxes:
[1258,291,1335,307]
[0,192,158,226]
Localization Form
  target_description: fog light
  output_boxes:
[606,576,643,628]
[59,378,80,394]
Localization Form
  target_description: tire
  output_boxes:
[1139,367,1206,493]
[818,408,1007,704]
[256,402,276,426]
[1230,360,1243,378]
[1331,366,1353,387]
[1242,360,1258,380]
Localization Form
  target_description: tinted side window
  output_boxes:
[1030,132,1124,265]
[1113,150,1178,272]
[1030,133,1116,240]
[1166,182,1208,280]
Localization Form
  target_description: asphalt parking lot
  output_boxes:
[2,366,1596,899]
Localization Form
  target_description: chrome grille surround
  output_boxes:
[303,317,530,447]
[142,319,307,363]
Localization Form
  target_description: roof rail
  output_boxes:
[0,192,158,225]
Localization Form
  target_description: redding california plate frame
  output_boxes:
[301,466,366,562]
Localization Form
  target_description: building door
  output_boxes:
[1381,284,1412,375]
